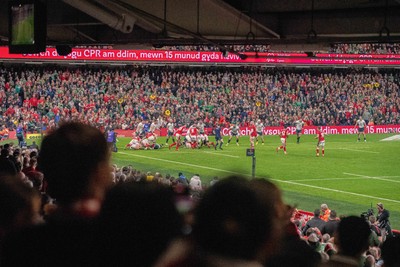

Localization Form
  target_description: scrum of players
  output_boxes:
[126,118,215,151]
[167,120,216,151]
[124,119,162,150]
[125,127,161,150]
[124,117,334,156]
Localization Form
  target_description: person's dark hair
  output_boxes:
[267,237,321,267]
[29,150,38,158]
[1,148,10,158]
[0,158,18,176]
[336,216,370,257]
[0,175,40,231]
[13,149,20,157]
[314,209,321,217]
[38,122,109,205]
[329,210,337,219]
[193,176,273,260]
[96,181,183,267]
[381,236,400,267]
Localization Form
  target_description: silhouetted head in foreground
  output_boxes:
[38,122,111,207]
[193,176,283,263]
[335,215,370,258]
[96,181,183,267]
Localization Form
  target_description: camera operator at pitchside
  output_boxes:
[376,202,394,241]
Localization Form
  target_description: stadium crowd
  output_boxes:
[0,66,399,134]
[72,43,400,54]
[155,44,272,52]
[330,43,400,55]
[155,43,400,54]
[0,122,399,267]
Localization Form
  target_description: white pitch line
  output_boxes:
[293,175,400,182]
[274,179,400,204]
[332,148,380,154]
[292,177,367,182]
[118,152,400,204]
[166,152,196,154]
[203,151,240,158]
[118,152,242,174]
[343,172,400,184]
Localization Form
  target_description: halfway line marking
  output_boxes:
[343,172,400,184]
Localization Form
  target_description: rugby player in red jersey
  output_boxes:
[125,133,142,150]
[249,121,257,148]
[141,132,157,150]
[187,125,199,148]
[276,127,289,154]
[315,126,326,157]
[169,124,187,151]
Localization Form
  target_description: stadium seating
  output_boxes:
[0,66,399,132]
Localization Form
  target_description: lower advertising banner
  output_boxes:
[4,125,398,140]
[115,125,400,137]
[26,133,42,140]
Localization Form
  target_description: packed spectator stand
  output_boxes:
[1,43,400,266]
[330,43,400,55]
[155,43,400,55]
[0,66,399,134]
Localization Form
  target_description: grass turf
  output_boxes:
[9,133,399,229]
[113,133,400,230]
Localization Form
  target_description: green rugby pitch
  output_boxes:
[113,133,400,230]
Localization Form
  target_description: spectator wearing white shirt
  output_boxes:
[189,174,202,192]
